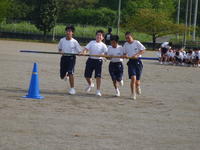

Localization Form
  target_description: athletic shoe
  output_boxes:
[96,90,102,96]
[68,88,76,95]
[119,80,124,86]
[115,88,120,97]
[136,87,141,95]
[160,62,163,65]
[130,93,136,100]
[85,83,94,92]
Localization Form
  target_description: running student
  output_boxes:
[58,25,82,95]
[82,30,108,96]
[107,35,124,97]
[123,32,145,100]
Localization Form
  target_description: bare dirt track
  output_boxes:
[0,40,200,150]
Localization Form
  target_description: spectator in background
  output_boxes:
[160,42,172,65]
[193,48,200,67]
[104,27,112,45]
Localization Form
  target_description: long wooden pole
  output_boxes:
[20,50,159,60]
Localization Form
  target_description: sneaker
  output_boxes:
[96,90,102,96]
[136,87,141,95]
[68,88,76,95]
[130,93,136,100]
[85,83,94,92]
[115,88,120,97]
[119,80,124,86]
[160,62,163,65]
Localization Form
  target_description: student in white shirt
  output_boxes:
[185,49,194,65]
[160,42,172,64]
[174,49,184,65]
[106,35,124,97]
[82,30,108,96]
[58,25,82,95]
[193,48,200,67]
[123,32,145,100]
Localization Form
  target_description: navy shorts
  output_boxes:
[161,47,168,56]
[84,58,103,78]
[60,56,76,79]
[109,62,123,82]
[127,59,143,80]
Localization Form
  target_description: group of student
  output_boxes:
[159,42,200,67]
[58,26,146,100]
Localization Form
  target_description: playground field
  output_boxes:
[0,40,200,150]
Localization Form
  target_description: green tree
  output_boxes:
[56,0,99,22]
[0,0,10,22]
[33,0,57,40]
[62,7,117,26]
[123,9,186,49]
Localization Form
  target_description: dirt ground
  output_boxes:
[0,40,200,150]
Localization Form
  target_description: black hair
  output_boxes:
[65,25,75,32]
[175,51,179,56]
[96,30,104,36]
[108,27,112,33]
[110,35,119,42]
[125,32,132,36]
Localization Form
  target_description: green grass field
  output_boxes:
[0,21,151,42]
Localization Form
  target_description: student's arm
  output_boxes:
[132,41,145,58]
[132,49,145,58]
[75,41,83,54]
[58,40,64,55]
[80,48,89,55]
[79,41,91,55]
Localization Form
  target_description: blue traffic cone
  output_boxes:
[22,62,44,99]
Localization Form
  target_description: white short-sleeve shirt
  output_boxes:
[186,53,193,59]
[107,45,124,62]
[194,51,200,58]
[85,40,108,59]
[123,40,146,57]
[58,37,82,54]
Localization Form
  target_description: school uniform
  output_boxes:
[123,40,146,80]
[58,37,82,79]
[84,40,107,78]
[107,45,124,82]
[174,51,184,63]
[194,51,200,60]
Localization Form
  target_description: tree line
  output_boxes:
[0,0,199,47]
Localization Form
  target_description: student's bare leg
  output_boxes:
[68,74,74,88]
[113,80,117,89]
[136,80,142,95]
[130,76,136,94]
[136,80,140,89]
[96,77,101,90]
[85,77,92,86]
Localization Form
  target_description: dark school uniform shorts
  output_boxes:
[161,47,168,56]
[60,56,76,79]
[109,62,123,82]
[127,59,143,80]
[84,58,103,78]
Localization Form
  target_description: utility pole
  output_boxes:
[192,0,199,41]
[183,0,189,48]
[117,0,121,36]
[176,0,181,39]
[188,0,193,38]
